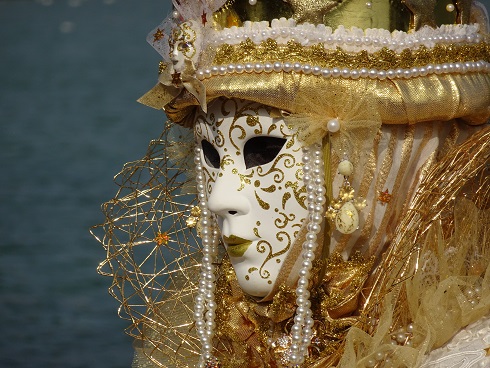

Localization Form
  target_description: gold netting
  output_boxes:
[92,122,202,367]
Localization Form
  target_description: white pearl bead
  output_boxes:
[273,62,282,72]
[254,63,264,73]
[312,66,321,75]
[341,68,351,78]
[172,10,180,19]
[302,64,312,74]
[322,68,331,77]
[283,62,292,72]
[446,3,455,12]
[327,118,340,133]
[350,69,360,79]
[331,67,341,77]
[396,332,406,343]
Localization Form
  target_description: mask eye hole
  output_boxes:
[244,136,287,169]
[201,139,220,169]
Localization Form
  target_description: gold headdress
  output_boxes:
[95,0,490,367]
[139,0,490,130]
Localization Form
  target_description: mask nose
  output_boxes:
[207,172,250,219]
[171,46,179,61]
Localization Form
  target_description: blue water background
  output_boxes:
[0,1,170,367]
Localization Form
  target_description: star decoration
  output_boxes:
[171,71,182,86]
[186,206,201,228]
[201,10,208,26]
[378,189,392,205]
[285,0,339,24]
[154,232,169,246]
[153,28,164,43]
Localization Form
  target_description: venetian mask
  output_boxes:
[168,20,201,72]
[195,99,308,298]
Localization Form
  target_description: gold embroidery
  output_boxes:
[213,38,490,70]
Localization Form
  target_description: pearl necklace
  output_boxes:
[288,143,326,366]
[193,142,326,367]
[194,146,219,367]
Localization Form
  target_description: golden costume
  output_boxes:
[93,0,490,367]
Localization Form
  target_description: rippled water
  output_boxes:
[0,1,170,367]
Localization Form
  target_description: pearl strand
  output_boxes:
[194,146,219,367]
[288,143,326,366]
[196,60,490,81]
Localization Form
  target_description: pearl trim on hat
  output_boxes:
[196,60,490,81]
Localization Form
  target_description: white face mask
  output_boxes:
[195,99,308,298]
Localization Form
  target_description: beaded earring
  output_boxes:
[326,158,366,234]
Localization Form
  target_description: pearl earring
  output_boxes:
[326,158,366,234]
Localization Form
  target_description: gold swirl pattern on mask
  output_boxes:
[227,100,269,154]
[285,134,297,150]
[295,167,304,181]
[202,166,217,195]
[285,180,307,210]
[246,115,263,135]
[214,129,226,148]
[194,110,225,148]
[254,191,271,210]
[212,38,490,70]
[260,184,276,192]
[274,211,296,229]
[232,168,253,191]
[250,230,293,282]
[282,192,291,210]
[221,154,235,170]
[257,152,295,183]
[267,123,278,135]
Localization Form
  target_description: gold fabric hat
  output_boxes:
[139,0,490,129]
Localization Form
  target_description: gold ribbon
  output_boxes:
[138,60,207,113]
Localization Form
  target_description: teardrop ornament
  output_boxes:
[335,201,359,234]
